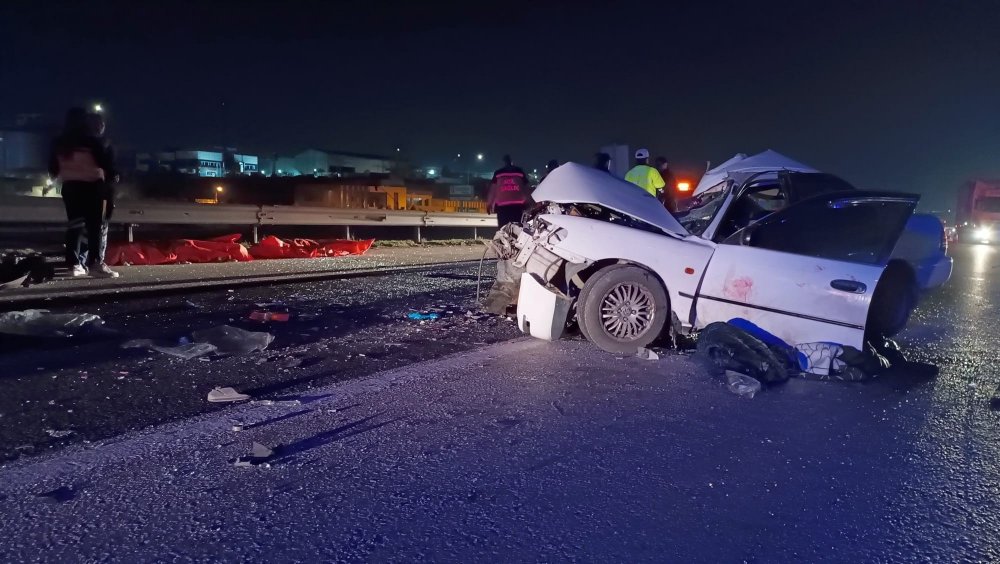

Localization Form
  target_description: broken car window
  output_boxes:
[714,181,788,240]
[724,196,917,265]
[678,183,728,235]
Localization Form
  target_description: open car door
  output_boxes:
[693,192,919,348]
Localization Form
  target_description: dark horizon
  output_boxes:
[2,0,998,209]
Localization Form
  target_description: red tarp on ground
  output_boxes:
[105,235,373,266]
[248,236,375,259]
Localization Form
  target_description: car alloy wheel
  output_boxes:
[577,265,669,354]
[600,282,655,340]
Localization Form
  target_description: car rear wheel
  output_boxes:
[867,261,918,339]
[578,265,668,354]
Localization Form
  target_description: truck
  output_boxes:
[956,179,1000,244]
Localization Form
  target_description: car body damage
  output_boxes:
[487,162,954,354]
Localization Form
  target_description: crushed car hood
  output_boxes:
[534,163,688,236]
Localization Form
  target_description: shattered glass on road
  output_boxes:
[0,263,519,462]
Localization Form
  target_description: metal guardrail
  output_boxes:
[0,196,498,240]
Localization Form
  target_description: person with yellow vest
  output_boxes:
[624,148,665,197]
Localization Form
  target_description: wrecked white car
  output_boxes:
[489,162,953,354]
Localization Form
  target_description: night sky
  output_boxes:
[2,0,998,209]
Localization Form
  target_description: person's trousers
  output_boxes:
[495,203,526,228]
[61,181,108,267]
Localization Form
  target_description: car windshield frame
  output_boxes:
[677,181,732,236]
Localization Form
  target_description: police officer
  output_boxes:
[624,148,665,197]
[486,154,532,228]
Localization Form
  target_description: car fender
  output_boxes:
[893,213,952,289]
[537,214,716,329]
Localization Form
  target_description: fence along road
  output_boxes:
[0,196,499,241]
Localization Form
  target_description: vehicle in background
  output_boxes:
[956,179,1000,244]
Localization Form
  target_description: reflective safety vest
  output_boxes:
[624,165,665,196]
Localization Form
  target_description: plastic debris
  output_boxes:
[45,429,75,438]
[407,312,440,321]
[234,442,275,467]
[725,370,762,399]
[251,399,301,407]
[249,311,291,322]
[0,274,28,291]
[636,347,660,361]
[207,387,251,403]
[192,325,275,354]
[0,252,54,289]
[122,339,218,360]
[0,309,106,338]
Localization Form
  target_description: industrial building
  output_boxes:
[261,149,396,177]
[136,149,259,177]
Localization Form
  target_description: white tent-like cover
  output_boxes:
[693,149,818,196]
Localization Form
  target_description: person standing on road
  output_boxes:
[594,152,614,175]
[654,156,677,213]
[49,107,119,278]
[85,110,118,272]
[486,154,532,228]
[624,148,665,197]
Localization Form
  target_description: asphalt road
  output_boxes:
[0,262,519,463]
[1,244,998,562]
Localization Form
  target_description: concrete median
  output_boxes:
[0,245,491,308]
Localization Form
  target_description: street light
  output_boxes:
[214,185,224,204]
[476,153,484,161]
[93,103,104,113]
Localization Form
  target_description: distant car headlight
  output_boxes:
[975,226,993,242]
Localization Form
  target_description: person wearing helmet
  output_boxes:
[624,148,665,197]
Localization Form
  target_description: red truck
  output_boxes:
[956,179,1000,244]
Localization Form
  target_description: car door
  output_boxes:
[693,192,919,348]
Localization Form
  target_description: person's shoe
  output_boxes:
[69,265,88,278]
[89,263,120,278]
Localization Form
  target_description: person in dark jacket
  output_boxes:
[594,152,614,175]
[486,154,532,228]
[654,156,677,213]
[49,107,119,278]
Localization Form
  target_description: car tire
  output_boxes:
[578,265,669,354]
[867,261,918,339]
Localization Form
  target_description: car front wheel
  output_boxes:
[578,265,669,354]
